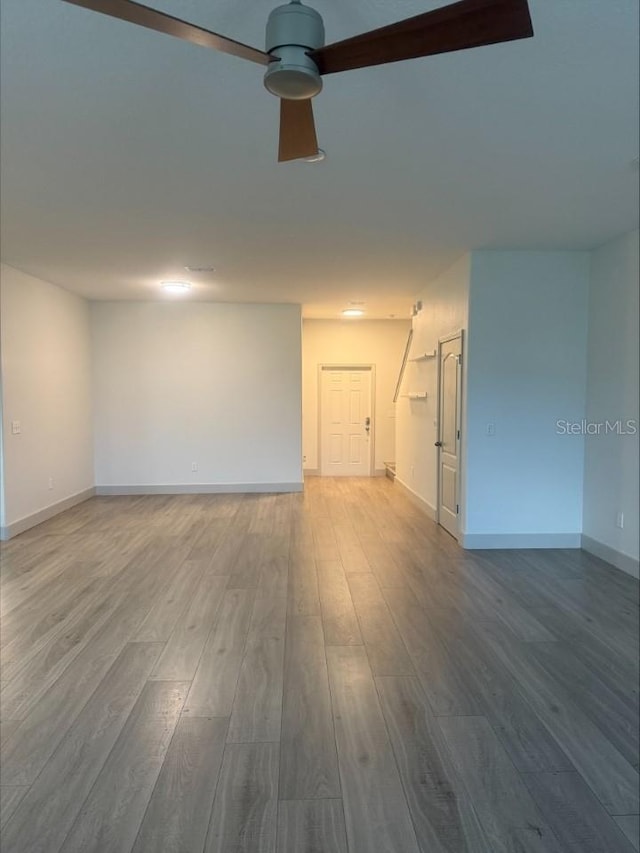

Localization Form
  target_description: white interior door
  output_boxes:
[437,335,462,538]
[320,367,372,476]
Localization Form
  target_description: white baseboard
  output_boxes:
[95,482,304,496]
[302,470,386,478]
[462,532,582,549]
[581,534,639,579]
[0,487,96,540]
[394,477,437,521]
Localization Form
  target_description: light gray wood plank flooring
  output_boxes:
[0,479,637,852]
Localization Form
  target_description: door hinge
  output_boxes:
[457,429,460,440]
[456,504,459,515]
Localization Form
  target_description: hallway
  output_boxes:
[1,477,638,852]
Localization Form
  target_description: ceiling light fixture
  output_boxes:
[342,308,364,318]
[161,281,191,293]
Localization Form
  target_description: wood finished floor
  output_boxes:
[0,477,638,853]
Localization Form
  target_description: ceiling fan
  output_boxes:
[61,0,533,162]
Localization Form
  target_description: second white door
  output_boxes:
[320,367,372,476]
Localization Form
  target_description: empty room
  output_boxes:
[1,0,638,851]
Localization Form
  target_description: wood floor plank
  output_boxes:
[131,716,228,853]
[0,719,21,747]
[434,620,573,772]
[1,643,163,853]
[184,588,255,717]
[316,559,362,646]
[0,481,637,853]
[437,715,563,853]
[1,573,107,677]
[149,574,229,681]
[478,621,639,815]
[204,741,279,853]
[376,675,494,853]
[528,639,639,766]
[277,799,348,853]
[326,645,420,853]
[529,604,639,705]
[0,786,29,830]
[522,770,638,852]
[258,553,289,593]
[279,614,341,800]
[615,816,640,851]
[457,559,557,642]
[59,680,188,853]
[1,577,120,720]
[0,561,176,786]
[357,536,408,588]
[133,558,204,641]
[227,590,287,743]
[382,585,478,714]
[346,573,414,676]
[228,533,267,589]
[287,553,320,617]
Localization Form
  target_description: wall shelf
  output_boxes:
[408,350,436,362]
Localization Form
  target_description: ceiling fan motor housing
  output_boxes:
[264,2,325,100]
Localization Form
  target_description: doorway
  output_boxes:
[319,366,373,476]
[436,333,463,538]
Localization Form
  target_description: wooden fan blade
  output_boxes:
[309,0,533,75]
[61,0,271,66]
[278,99,319,162]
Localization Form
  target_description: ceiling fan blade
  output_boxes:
[278,99,319,163]
[61,0,271,66]
[308,0,533,75]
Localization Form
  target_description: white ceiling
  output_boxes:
[1,0,638,318]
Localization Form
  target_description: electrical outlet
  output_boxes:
[11,420,21,435]
[616,512,624,529]
[48,477,54,490]
[486,423,496,436]
[191,462,198,472]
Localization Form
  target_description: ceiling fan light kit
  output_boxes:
[60,0,533,162]
[264,2,325,100]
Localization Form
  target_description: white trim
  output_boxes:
[0,487,96,540]
[581,535,639,579]
[303,469,320,477]
[394,477,437,521]
[95,482,303,496]
[318,364,376,477]
[462,532,581,549]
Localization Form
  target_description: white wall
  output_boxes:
[582,230,639,574]
[464,251,590,546]
[395,255,471,512]
[302,319,410,474]
[0,264,94,534]
[91,302,302,490]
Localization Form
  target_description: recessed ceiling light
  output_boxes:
[303,148,326,163]
[342,308,364,317]
[161,281,191,293]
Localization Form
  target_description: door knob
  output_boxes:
[434,441,443,447]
